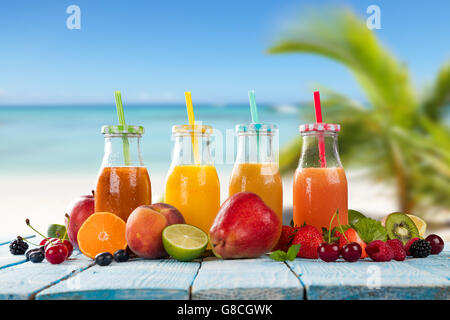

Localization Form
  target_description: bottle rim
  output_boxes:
[101,125,144,136]
[236,123,277,135]
[299,123,340,133]
[172,124,213,136]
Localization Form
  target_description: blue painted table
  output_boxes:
[0,236,448,300]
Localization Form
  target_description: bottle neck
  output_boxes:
[235,133,278,164]
[101,134,144,167]
[298,132,342,168]
[170,134,214,166]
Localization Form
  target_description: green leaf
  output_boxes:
[269,250,287,262]
[286,244,301,261]
[353,218,387,243]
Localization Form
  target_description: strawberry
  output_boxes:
[273,226,298,252]
[291,225,323,259]
[334,228,368,258]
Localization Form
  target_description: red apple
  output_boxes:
[65,193,95,248]
[209,192,282,259]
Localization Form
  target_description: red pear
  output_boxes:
[209,192,281,259]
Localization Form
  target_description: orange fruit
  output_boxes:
[77,212,127,259]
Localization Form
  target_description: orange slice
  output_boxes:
[77,212,127,259]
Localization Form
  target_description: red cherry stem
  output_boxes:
[63,213,70,240]
[327,211,338,243]
[336,210,348,242]
[25,219,56,246]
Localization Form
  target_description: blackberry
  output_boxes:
[409,239,431,258]
[9,237,29,255]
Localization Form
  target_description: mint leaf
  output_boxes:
[269,250,287,261]
[286,244,301,261]
[353,217,387,243]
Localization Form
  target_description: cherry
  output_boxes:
[425,234,444,255]
[45,244,68,264]
[62,239,74,257]
[318,243,340,262]
[342,242,362,262]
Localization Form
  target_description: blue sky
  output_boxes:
[0,0,449,105]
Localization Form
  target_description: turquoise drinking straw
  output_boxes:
[248,90,260,162]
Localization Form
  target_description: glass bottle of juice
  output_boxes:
[229,123,283,222]
[293,123,347,230]
[95,125,152,222]
[164,125,220,234]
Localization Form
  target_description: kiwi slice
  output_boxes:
[385,212,419,244]
[348,209,366,226]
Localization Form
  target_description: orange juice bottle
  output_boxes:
[293,123,347,230]
[164,125,220,234]
[95,125,152,222]
[229,124,283,222]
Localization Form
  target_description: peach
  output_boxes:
[149,203,185,225]
[126,206,168,259]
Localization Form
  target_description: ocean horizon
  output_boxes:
[0,104,303,176]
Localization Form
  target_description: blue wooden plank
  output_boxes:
[0,252,93,300]
[403,251,450,280]
[288,257,450,300]
[191,256,303,300]
[36,258,200,300]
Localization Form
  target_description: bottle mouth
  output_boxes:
[236,123,277,136]
[101,125,144,136]
[299,123,340,134]
[172,124,213,136]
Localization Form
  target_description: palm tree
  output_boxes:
[268,8,450,216]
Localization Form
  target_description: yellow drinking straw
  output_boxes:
[184,92,200,165]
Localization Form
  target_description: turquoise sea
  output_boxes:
[0,104,302,176]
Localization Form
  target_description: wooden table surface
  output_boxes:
[0,235,449,300]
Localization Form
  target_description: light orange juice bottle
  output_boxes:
[164,125,220,234]
[229,124,283,221]
[293,123,348,230]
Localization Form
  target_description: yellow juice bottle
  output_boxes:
[228,124,283,222]
[164,125,220,234]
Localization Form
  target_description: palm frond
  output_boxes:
[422,62,450,121]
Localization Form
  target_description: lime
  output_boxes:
[47,224,68,240]
[162,224,208,262]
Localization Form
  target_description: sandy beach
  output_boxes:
[5,168,448,242]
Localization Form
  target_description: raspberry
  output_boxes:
[386,239,406,261]
[273,226,298,252]
[367,240,393,262]
[404,237,420,256]
[9,237,29,255]
[291,225,323,259]
[409,239,431,258]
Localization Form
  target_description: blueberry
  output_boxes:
[29,251,45,263]
[95,252,113,266]
[113,249,129,263]
[25,248,41,261]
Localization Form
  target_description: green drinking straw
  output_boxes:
[248,90,260,162]
[114,91,131,166]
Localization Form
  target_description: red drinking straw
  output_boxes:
[313,91,327,168]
